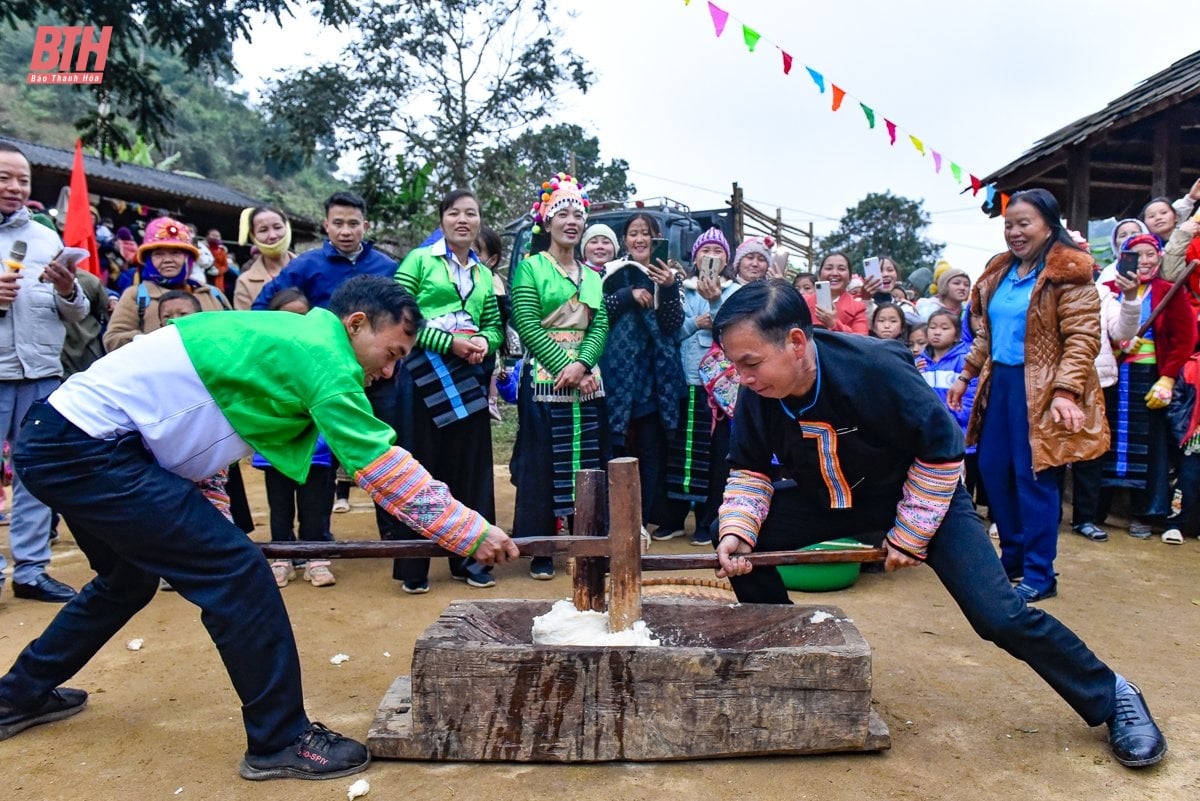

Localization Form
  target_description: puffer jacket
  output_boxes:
[0,209,90,380]
[1095,280,1141,388]
[962,242,1109,471]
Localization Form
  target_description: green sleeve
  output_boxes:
[308,389,397,474]
[395,250,454,354]
[477,288,503,355]
[511,282,571,376]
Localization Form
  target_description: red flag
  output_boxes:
[63,139,100,277]
[781,50,793,74]
[831,85,846,111]
[969,174,983,196]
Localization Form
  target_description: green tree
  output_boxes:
[2,1,354,158]
[264,0,594,199]
[476,123,635,223]
[817,192,943,277]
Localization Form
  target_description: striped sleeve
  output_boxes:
[395,253,454,354]
[886,459,962,560]
[718,469,775,547]
[510,283,572,376]
[355,446,490,556]
[477,288,504,354]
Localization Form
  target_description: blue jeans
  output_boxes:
[978,364,1063,592]
[728,484,1117,726]
[1,402,308,754]
[0,377,59,583]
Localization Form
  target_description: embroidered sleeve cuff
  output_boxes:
[717,469,774,548]
[196,469,233,523]
[886,459,961,561]
[356,446,489,556]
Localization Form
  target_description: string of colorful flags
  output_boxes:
[684,0,1009,215]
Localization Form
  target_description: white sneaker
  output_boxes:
[303,561,336,587]
[271,560,296,588]
[332,498,351,514]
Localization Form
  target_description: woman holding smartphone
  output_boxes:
[656,227,740,544]
[600,213,686,538]
[806,252,868,334]
[948,188,1107,602]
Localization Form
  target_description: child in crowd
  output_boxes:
[907,322,928,360]
[581,223,619,275]
[157,289,202,325]
[917,309,980,504]
[477,226,511,422]
[256,288,338,587]
[870,302,909,342]
[792,272,816,295]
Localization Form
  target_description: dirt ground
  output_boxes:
[3,465,1198,801]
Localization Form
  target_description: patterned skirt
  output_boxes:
[665,385,714,504]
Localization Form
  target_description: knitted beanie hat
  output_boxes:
[732,236,774,275]
[936,266,970,297]
[531,172,589,234]
[691,226,730,262]
[581,223,618,255]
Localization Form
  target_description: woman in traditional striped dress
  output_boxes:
[389,189,503,593]
[509,173,608,579]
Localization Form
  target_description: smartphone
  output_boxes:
[651,238,669,265]
[815,280,833,310]
[697,254,721,282]
[863,256,882,282]
[1116,251,1140,279]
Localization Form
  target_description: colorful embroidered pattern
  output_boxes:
[196,469,233,523]
[887,459,962,560]
[356,447,489,555]
[718,469,775,547]
[798,421,853,508]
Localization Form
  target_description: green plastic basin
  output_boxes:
[777,538,865,592]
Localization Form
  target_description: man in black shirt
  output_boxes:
[710,279,1165,769]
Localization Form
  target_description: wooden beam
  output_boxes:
[1066,146,1091,234]
[1152,109,1181,197]
[606,457,643,632]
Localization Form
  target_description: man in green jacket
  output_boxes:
[0,275,518,781]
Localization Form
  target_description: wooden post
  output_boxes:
[606,457,643,632]
[571,469,609,613]
[1151,109,1180,199]
[731,182,744,242]
[1066,145,1091,236]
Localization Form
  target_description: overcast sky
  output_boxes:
[233,0,1200,275]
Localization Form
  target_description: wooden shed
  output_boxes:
[981,49,1200,230]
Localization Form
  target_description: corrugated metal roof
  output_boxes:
[982,49,1200,184]
[0,134,263,209]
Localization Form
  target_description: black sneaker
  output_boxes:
[0,687,88,740]
[239,722,370,781]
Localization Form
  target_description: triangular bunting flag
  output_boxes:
[806,66,825,93]
[742,25,760,51]
[932,150,943,173]
[969,175,982,196]
[860,103,875,128]
[707,2,728,37]
[831,85,846,111]
[985,184,997,209]
[909,135,925,156]
[1000,193,1010,215]
[950,162,962,184]
[781,50,793,74]
[885,119,897,145]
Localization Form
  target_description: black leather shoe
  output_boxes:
[0,687,88,740]
[12,573,76,603]
[1107,683,1167,767]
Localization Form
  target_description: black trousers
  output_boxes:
[3,402,307,754]
[262,465,335,557]
[728,484,1117,727]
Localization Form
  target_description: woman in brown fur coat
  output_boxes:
[948,189,1107,603]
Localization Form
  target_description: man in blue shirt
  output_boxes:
[252,192,398,311]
